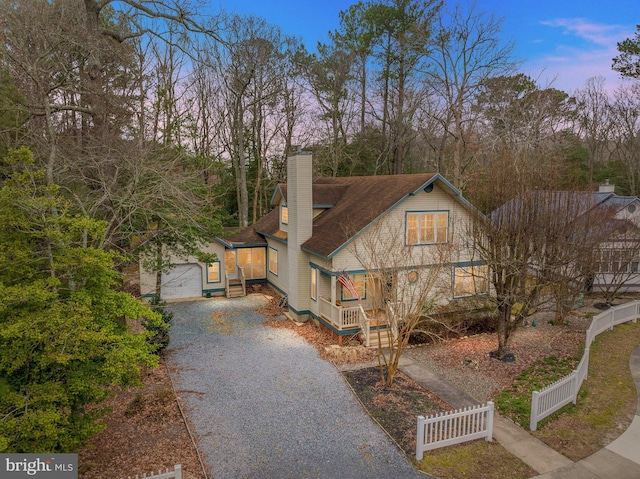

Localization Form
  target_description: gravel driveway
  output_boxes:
[166,295,425,479]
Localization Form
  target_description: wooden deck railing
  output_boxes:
[318,297,362,330]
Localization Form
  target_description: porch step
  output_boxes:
[361,328,396,349]
[226,282,245,298]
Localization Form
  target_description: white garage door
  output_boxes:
[161,264,202,300]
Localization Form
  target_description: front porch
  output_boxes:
[316,296,405,348]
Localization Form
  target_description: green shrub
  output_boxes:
[145,296,173,351]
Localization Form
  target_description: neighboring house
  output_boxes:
[491,180,640,296]
[591,181,640,293]
[139,151,486,340]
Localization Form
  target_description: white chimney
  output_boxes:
[599,179,615,193]
[286,151,313,321]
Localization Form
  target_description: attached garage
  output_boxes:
[161,263,203,300]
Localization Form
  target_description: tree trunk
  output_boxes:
[496,303,513,358]
[154,239,163,299]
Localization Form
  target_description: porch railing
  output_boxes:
[319,297,362,330]
[238,266,246,294]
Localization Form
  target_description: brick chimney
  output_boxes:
[286,151,313,321]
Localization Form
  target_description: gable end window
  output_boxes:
[281,206,289,224]
[406,211,449,245]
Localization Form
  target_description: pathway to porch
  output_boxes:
[165,294,425,479]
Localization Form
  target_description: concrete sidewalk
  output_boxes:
[398,345,640,478]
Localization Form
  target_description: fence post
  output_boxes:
[416,416,426,460]
[174,465,182,479]
[530,391,539,431]
[570,371,578,405]
[486,402,494,442]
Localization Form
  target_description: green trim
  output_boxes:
[260,231,287,245]
[267,280,287,297]
[206,261,222,284]
[311,311,361,337]
[405,210,450,246]
[322,174,483,259]
[288,304,311,316]
[268,246,278,276]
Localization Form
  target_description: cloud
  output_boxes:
[540,18,633,47]
[525,18,635,92]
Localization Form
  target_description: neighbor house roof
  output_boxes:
[222,173,474,258]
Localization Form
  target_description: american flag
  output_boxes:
[338,272,360,301]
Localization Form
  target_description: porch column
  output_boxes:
[331,275,336,305]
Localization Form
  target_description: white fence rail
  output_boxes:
[530,301,639,431]
[123,464,182,479]
[416,402,494,459]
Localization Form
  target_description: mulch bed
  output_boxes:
[342,367,449,455]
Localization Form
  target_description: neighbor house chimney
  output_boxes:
[599,179,615,193]
[287,151,313,321]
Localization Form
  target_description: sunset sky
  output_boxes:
[223,0,638,93]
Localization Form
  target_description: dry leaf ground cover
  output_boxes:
[78,360,206,479]
[77,290,638,479]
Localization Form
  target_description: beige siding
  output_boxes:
[139,242,226,297]
[267,239,288,295]
[333,186,475,270]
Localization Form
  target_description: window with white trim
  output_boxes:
[406,211,448,245]
[268,247,278,275]
[454,265,488,297]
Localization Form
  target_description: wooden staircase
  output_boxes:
[226,279,245,298]
[225,267,246,298]
[360,327,396,349]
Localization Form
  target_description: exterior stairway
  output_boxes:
[226,278,245,298]
[361,327,396,349]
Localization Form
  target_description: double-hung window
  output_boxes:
[310,268,317,301]
[269,247,278,275]
[406,211,448,245]
[207,262,221,283]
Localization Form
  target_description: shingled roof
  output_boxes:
[221,173,470,258]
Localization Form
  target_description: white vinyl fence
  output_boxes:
[123,464,182,479]
[529,301,639,431]
[416,402,494,459]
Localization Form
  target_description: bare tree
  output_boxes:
[424,2,515,188]
[609,84,640,195]
[211,13,297,226]
[469,178,613,358]
[574,76,614,183]
[349,213,456,385]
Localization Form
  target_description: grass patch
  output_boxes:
[494,355,579,427]
[417,440,535,479]
[532,321,640,460]
[344,367,537,479]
